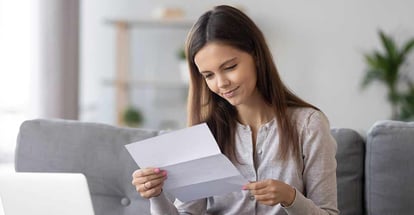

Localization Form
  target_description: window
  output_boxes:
[0,0,35,165]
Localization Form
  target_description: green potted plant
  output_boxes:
[177,48,186,60]
[122,106,144,127]
[361,30,414,120]
[177,47,189,83]
[399,85,414,120]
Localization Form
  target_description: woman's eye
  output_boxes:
[224,64,237,71]
[204,73,213,79]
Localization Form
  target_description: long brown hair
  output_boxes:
[185,5,317,162]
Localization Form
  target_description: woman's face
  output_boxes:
[194,42,259,107]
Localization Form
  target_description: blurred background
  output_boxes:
[1,0,413,166]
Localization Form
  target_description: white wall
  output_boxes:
[80,0,414,131]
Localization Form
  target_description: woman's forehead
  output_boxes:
[195,43,242,64]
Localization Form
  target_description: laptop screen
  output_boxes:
[0,172,95,215]
[0,194,5,215]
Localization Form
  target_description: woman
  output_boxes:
[132,5,338,214]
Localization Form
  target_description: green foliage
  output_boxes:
[123,106,143,127]
[177,48,186,60]
[399,85,414,120]
[361,30,414,120]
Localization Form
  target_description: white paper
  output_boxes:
[125,123,248,202]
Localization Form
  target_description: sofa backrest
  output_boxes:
[15,119,158,215]
[365,120,414,215]
[331,128,365,215]
[18,119,413,215]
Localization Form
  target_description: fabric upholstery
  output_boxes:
[365,120,414,215]
[14,118,414,215]
[15,119,158,215]
[331,128,365,215]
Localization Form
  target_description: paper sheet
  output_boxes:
[125,123,248,202]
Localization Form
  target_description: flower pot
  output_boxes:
[179,60,189,83]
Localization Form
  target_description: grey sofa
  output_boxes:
[15,119,414,215]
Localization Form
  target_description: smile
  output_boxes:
[222,87,239,98]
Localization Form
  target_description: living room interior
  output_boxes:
[0,0,413,214]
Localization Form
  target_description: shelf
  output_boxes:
[105,18,194,29]
[102,79,188,89]
[106,18,193,125]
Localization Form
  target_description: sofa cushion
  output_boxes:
[15,119,158,215]
[331,128,365,215]
[365,120,414,215]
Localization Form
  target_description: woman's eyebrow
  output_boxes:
[218,57,237,70]
[199,57,237,74]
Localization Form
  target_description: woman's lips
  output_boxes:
[222,87,239,98]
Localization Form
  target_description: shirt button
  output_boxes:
[258,150,263,154]
[249,195,255,201]
[121,197,130,206]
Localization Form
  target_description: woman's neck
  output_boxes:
[236,96,275,131]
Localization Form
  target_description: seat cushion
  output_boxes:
[331,128,365,215]
[365,120,414,215]
[15,119,158,215]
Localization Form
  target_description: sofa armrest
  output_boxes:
[331,128,365,215]
[365,120,414,215]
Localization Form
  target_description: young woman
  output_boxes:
[132,5,338,214]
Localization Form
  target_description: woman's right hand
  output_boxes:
[132,167,168,199]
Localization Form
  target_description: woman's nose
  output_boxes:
[217,74,230,88]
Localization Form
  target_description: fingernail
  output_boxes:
[154,168,160,173]
[162,170,167,176]
[242,185,247,190]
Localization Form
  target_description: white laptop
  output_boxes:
[0,172,95,215]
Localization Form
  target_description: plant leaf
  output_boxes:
[400,38,414,61]
[398,86,414,120]
[379,30,398,68]
[361,68,384,88]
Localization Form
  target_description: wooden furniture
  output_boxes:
[106,19,193,125]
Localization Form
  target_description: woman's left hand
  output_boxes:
[243,179,296,207]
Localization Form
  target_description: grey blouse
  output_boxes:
[150,108,339,215]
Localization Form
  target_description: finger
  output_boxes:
[132,170,167,185]
[132,167,161,178]
[254,192,277,201]
[135,174,167,193]
[132,173,164,185]
[244,181,267,191]
[254,193,281,206]
[250,182,280,195]
[139,182,164,199]
[137,182,153,193]
[249,187,270,195]
[140,187,163,198]
[141,176,167,190]
[257,199,280,206]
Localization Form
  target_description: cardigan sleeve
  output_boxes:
[150,191,207,215]
[283,110,339,215]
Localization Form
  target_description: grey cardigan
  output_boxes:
[150,108,339,215]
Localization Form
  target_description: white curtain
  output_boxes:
[35,0,79,119]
